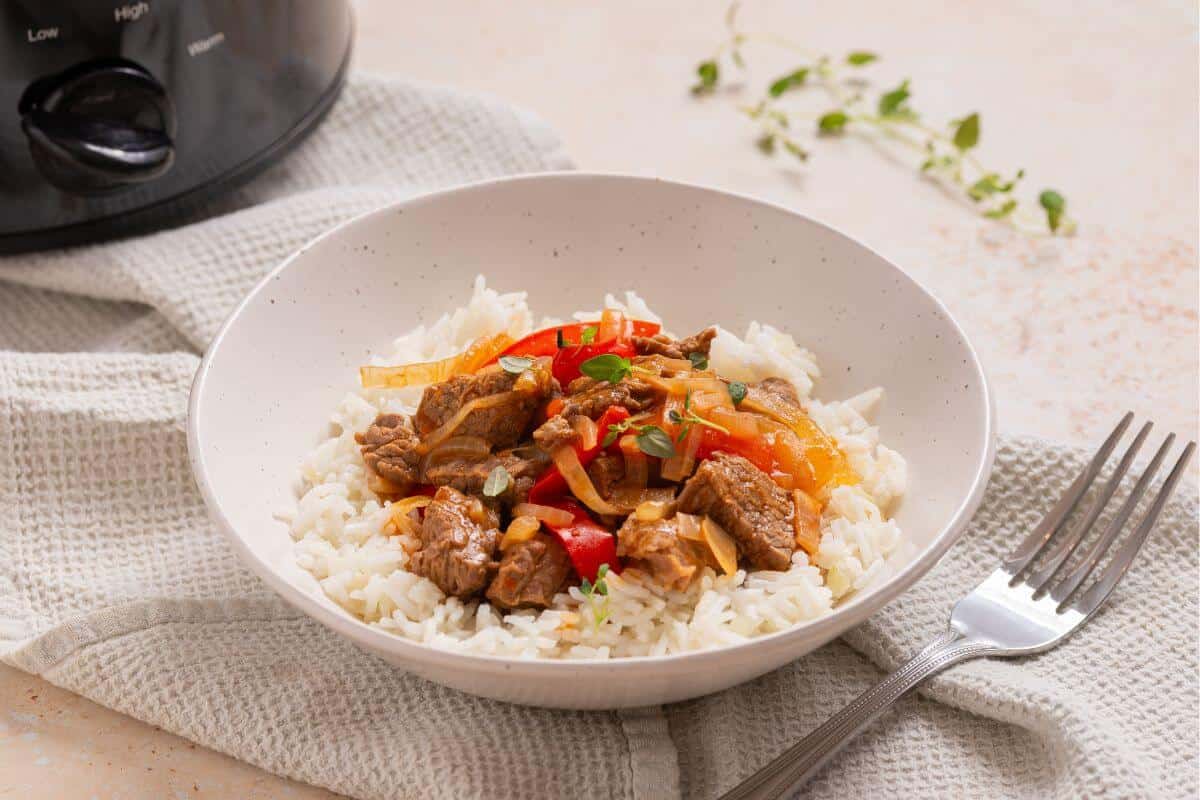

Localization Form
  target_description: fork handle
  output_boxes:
[719,630,996,800]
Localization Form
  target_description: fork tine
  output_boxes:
[1024,421,1152,595]
[1002,412,1133,575]
[1050,433,1174,605]
[1072,441,1195,617]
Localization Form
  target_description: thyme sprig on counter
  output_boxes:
[690,2,1074,235]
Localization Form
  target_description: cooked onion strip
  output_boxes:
[420,391,522,450]
[676,512,703,542]
[388,495,432,536]
[500,515,542,550]
[701,517,739,576]
[792,489,822,555]
[551,445,624,515]
[418,435,491,474]
[571,415,599,451]
[359,333,514,388]
[618,436,649,490]
[513,503,575,527]
[611,487,676,510]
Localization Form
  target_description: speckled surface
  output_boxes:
[2,1,1195,797]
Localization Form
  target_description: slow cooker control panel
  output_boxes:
[19,60,176,195]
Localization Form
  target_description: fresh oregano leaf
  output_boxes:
[846,51,878,66]
[818,110,849,133]
[1039,190,1066,232]
[687,351,709,370]
[728,381,747,406]
[692,60,720,95]
[953,112,980,150]
[768,68,809,98]
[636,426,676,459]
[482,465,511,497]
[579,354,632,384]
[878,79,911,116]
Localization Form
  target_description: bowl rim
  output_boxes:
[188,171,997,673]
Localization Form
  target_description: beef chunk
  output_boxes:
[414,366,546,448]
[753,377,801,408]
[586,453,625,500]
[533,414,578,452]
[676,453,795,571]
[486,532,572,609]
[560,376,657,419]
[355,414,421,492]
[634,327,717,361]
[616,516,703,591]
[423,450,544,506]
[409,486,500,597]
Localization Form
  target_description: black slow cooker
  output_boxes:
[0,0,353,253]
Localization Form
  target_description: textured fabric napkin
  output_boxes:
[1,75,1196,800]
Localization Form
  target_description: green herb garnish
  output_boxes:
[498,355,534,374]
[1039,190,1066,232]
[768,68,808,98]
[687,351,709,370]
[728,381,748,406]
[579,326,599,345]
[578,563,612,628]
[688,4,1074,235]
[580,354,632,383]
[482,465,511,497]
[668,390,731,443]
[603,419,677,458]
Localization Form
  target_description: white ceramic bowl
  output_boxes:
[188,173,995,709]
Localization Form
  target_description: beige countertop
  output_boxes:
[2,1,1196,798]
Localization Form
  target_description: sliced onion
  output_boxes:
[709,407,760,440]
[597,308,627,342]
[418,435,491,474]
[618,436,649,489]
[633,500,670,522]
[701,517,739,575]
[421,391,522,450]
[500,515,542,550]
[741,386,859,491]
[572,415,599,451]
[676,512,702,542]
[678,421,704,478]
[636,355,695,375]
[513,503,575,527]
[551,445,624,515]
[360,333,514,388]
[612,487,676,510]
[792,489,822,556]
[388,495,432,536]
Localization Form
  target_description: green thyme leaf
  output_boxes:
[782,139,809,161]
[768,68,809,98]
[579,326,598,345]
[878,79,911,116]
[692,60,720,95]
[597,564,609,579]
[601,425,622,448]
[728,381,748,406]
[756,133,777,155]
[952,112,980,150]
[668,409,683,424]
[1039,190,1066,232]
[687,351,709,370]
[579,577,593,596]
[498,355,534,374]
[983,199,1018,219]
[818,110,849,134]
[580,353,633,384]
[482,465,511,497]
[846,51,878,66]
[636,425,676,459]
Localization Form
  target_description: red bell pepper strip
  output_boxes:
[493,319,661,361]
[693,428,779,476]
[538,498,621,582]
[527,406,631,504]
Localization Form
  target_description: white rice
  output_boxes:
[287,276,908,659]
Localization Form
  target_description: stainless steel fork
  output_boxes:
[720,414,1195,800]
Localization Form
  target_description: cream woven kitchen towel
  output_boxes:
[1,75,1196,800]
